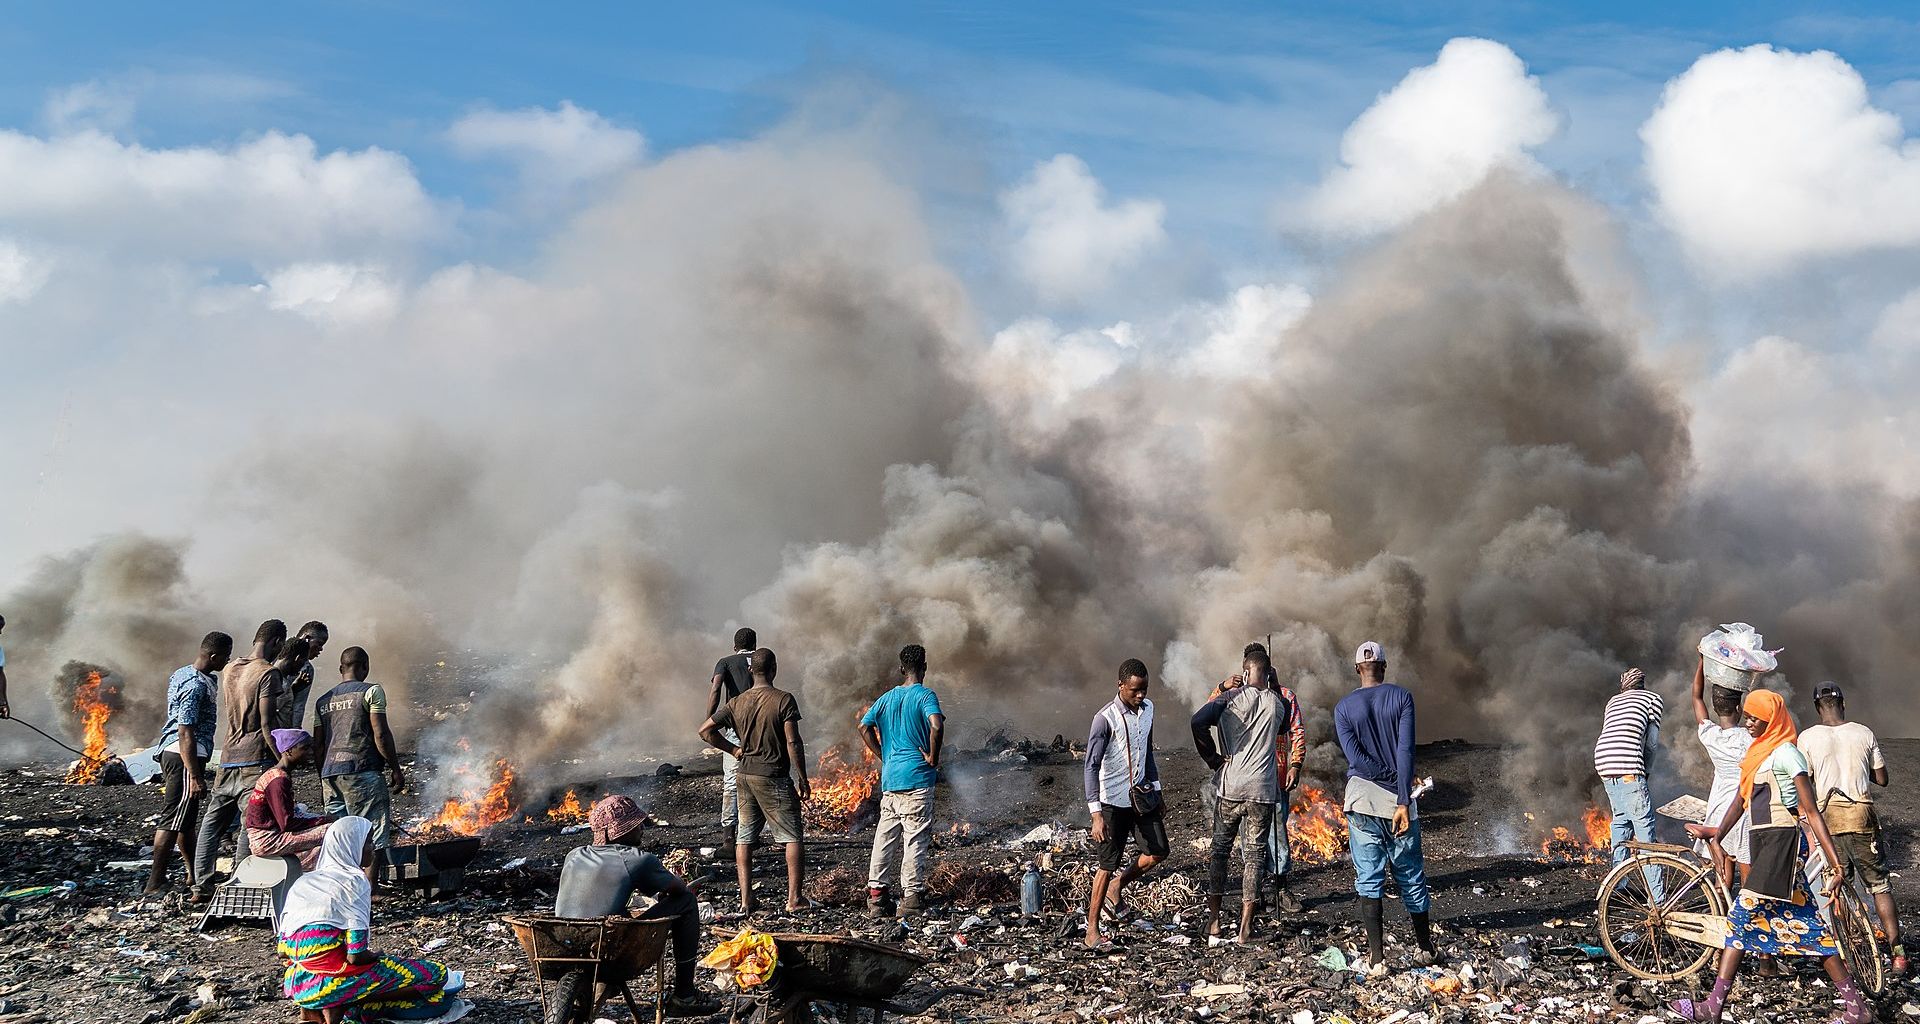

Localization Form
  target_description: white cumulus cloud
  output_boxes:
[1643,45,1920,277]
[1298,37,1558,236]
[262,262,402,328]
[0,129,437,264]
[447,100,646,193]
[0,239,50,305]
[1001,154,1166,304]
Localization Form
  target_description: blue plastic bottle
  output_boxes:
[1020,862,1043,918]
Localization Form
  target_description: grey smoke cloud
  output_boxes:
[4,129,1917,841]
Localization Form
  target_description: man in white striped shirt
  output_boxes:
[1594,667,1663,897]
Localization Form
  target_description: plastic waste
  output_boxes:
[1020,862,1043,917]
[699,929,778,989]
[1699,623,1781,690]
[1315,946,1349,971]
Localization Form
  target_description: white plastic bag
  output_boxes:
[1698,622,1780,690]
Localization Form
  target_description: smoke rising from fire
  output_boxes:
[4,120,1917,831]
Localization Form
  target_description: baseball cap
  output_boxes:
[1813,682,1844,702]
[1354,641,1385,665]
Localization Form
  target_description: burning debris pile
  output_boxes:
[802,745,880,833]
[1536,807,1612,865]
[59,664,130,786]
[414,757,519,839]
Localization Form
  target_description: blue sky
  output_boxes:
[4,1,1916,271]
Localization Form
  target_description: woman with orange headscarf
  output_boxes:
[1675,689,1868,1023]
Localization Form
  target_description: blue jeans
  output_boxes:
[1348,812,1430,914]
[1604,776,1664,902]
[1264,794,1291,880]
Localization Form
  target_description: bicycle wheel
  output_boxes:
[1598,854,1729,982]
[1832,885,1886,998]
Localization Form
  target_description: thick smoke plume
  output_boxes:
[5,136,1917,834]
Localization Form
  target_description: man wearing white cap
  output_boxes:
[1334,641,1436,973]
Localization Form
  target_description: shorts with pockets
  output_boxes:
[1095,804,1169,872]
[158,751,204,833]
[736,773,804,846]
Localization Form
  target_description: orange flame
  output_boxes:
[1539,805,1612,863]
[545,789,588,824]
[803,744,879,832]
[63,671,114,784]
[417,758,519,836]
[1288,785,1349,864]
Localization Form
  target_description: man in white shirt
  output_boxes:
[1800,683,1901,975]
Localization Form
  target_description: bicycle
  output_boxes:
[1596,839,1886,996]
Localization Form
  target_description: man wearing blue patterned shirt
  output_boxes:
[147,632,233,894]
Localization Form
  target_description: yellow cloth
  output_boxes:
[699,929,779,990]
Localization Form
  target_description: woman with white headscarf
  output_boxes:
[279,817,466,1022]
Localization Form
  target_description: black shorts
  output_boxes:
[158,751,205,833]
[1097,804,1170,871]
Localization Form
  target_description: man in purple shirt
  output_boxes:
[1334,641,1436,974]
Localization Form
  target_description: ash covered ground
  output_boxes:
[2,739,1915,1024]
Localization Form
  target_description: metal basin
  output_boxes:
[763,933,928,1001]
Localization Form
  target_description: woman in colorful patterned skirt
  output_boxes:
[278,817,467,1023]
[1678,689,1869,1024]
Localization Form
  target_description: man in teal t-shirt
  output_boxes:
[859,644,945,916]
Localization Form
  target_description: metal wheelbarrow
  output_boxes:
[506,914,678,1024]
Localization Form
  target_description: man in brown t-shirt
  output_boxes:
[189,619,290,902]
[699,648,812,914]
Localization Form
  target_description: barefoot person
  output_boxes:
[698,648,812,914]
[1191,647,1283,941]
[1676,690,1871,1023]
[279,817,465,1023]
[147,632,233,893]
[1084,659,1167,951]
[860,644,944,918]
[709,627,757,840]
[1335,641,1437,974]
[555,796,720,1016]
[1800,682,1904,976]
[245,730,333,870]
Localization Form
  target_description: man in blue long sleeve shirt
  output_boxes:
[1333,641,1436,973]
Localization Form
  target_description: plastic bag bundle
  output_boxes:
[1698,623,1781,691]
[699,928,778,990]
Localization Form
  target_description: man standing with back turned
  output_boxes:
[860,644,944,917]
[1800,682,1903,975]
[699,648,812,915]
[190,619,289,903]
[1594,666,1664,894]
[1335,641,1437,974]
[709,628,757,840]
[313,646,406,885]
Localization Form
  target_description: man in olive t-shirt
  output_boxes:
[699,648,812,914]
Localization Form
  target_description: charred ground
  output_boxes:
[1,739,1914,1024]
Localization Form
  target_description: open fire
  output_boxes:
[415,758,519,837]
[63,670,120,785]
[1288,785,1349,865]
[803,744,879,832]
[1537,805,1611,863]
[544,789,588,824]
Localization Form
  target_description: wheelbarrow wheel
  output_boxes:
[544,967,591,1024]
